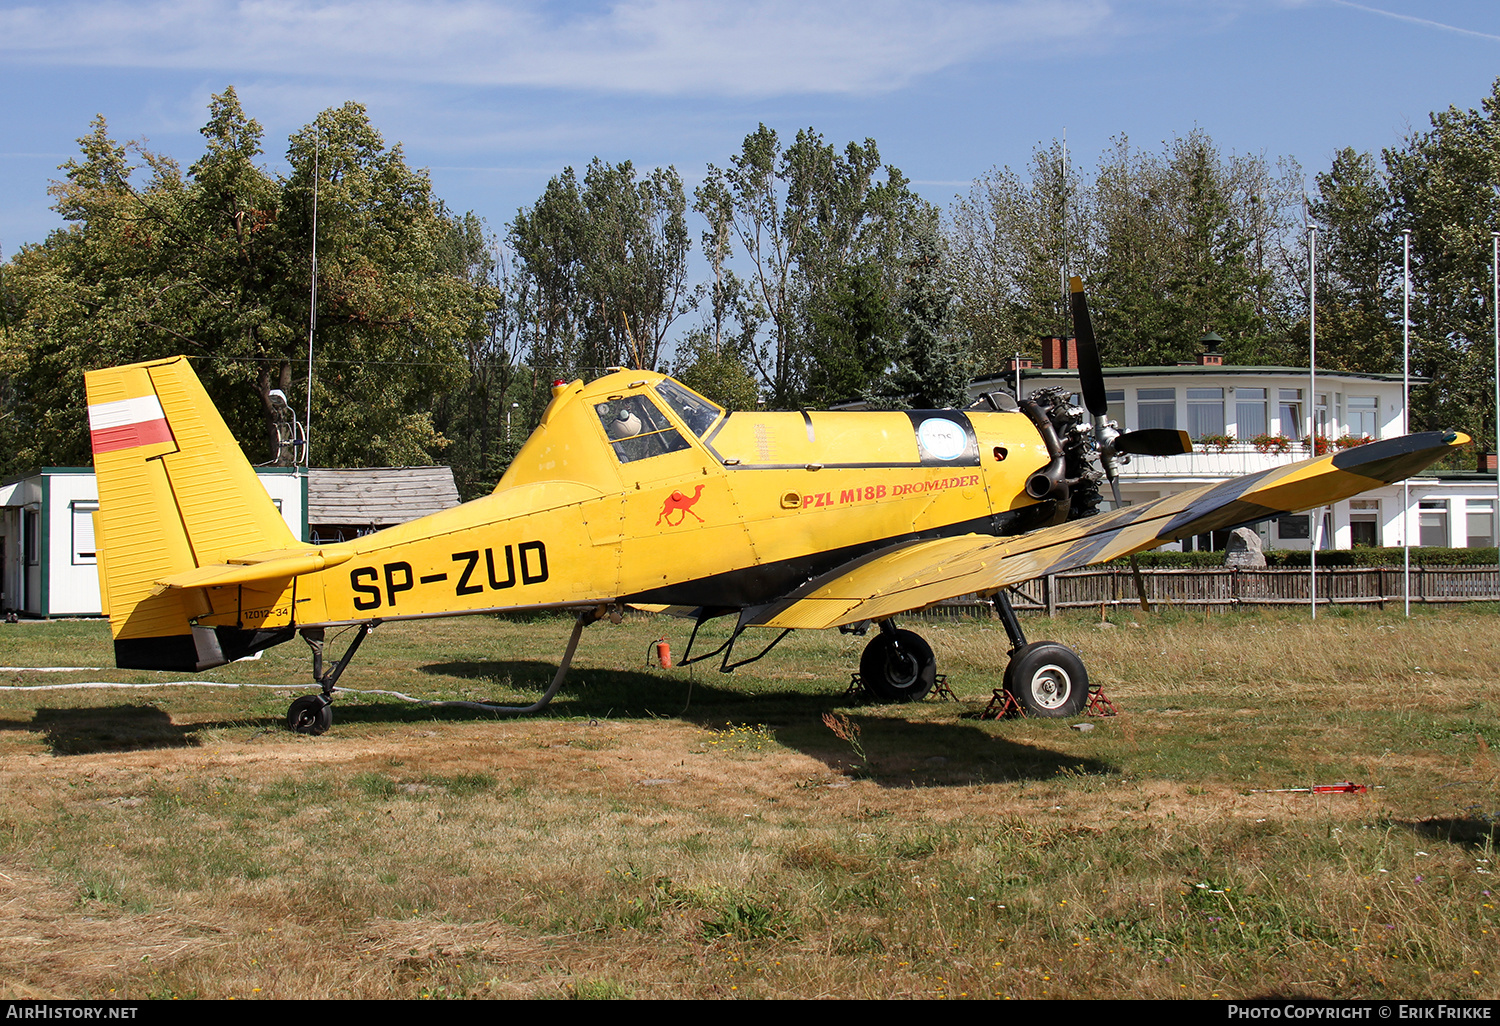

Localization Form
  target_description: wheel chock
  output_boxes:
[1085,685,1117,716]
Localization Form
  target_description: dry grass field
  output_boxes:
[0,605,1495,1000]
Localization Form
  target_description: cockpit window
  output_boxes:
[654,379,722,437]
[594,395,692,463]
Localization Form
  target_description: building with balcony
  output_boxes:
[972,341,1497,553]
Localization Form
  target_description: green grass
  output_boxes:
[0,607,1495,998]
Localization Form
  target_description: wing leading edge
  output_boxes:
[746,431,1468,631]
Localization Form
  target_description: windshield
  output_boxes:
[654,379,722,437]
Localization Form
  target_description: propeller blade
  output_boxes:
[1069,276,1108,417]
[1115,428,1194,457]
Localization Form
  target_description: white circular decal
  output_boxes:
[917,417,966,461]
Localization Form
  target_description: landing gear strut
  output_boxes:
[992,591,1089,718]
[286,623,373,735]
[859,621,937,702]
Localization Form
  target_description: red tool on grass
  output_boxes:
[1250,781,1370,794]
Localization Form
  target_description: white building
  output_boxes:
[0,466,462,618]
[0,467,306,618]
[972,345,1497,553]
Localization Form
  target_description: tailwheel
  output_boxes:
[859,627,936,702]
[1004,641,1088,718]
[286,694,333,735]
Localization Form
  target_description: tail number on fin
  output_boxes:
[350,543,550,611]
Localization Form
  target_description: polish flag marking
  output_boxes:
[88,395,173,454]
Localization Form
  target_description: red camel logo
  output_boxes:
[656,484,706,526]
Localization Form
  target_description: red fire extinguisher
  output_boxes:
[656,637,672,668]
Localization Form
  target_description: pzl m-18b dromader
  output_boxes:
[85,280,1466,733]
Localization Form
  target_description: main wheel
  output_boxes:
[859,629,936,702]
[1004,641,1088,718]
[287,695,333,735]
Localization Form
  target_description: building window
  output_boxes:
[23,510,38,566]
[1350,498,1379,548]
[1348,396,1378,439]
[1186,388,1225,439]
[1235,387,1267,438]
[70,502,98,565]
[1278,388,1303,438]
[1314,393,1330,437]
[1466,499,1494,548]
[1277,514,1309,540]
[1137,388,1176,431]
[1419,500,1449,547]
[1103,389,1125,428]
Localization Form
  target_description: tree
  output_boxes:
[2,114,194,471]
[950,133,1302,375]
[281,102,487,468]
[700,125,928,407]
[872,215,970,409]
[428,217,529,498]
[675,160,761,411]
[1,91,500,473]
[1091,131,1299,366]
[1385,78,1500,440]
[1308,148,1400,375]
[510,158,692,389]
[803,259,896,406]
[947,139,1089,367]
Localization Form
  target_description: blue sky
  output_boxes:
[1,0,1497,255]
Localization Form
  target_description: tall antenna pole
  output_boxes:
[305,123,318,467]
[1060,127,1069,337]
[1403,229,1411,617]
[1492,231,1498,603]
[1308,225,1318,620]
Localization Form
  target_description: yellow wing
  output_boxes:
[747,431,1467,630]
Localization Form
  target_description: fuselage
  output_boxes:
[191,370,1059,632]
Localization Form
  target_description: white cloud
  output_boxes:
[0,0,1114,97]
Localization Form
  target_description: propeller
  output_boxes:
[1116,428,1193,458]
[1068,276,1195,611]
[1068,276,1194,463]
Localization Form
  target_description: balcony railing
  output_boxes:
[1118,439,1364,478]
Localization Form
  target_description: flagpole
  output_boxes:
[305,123,319,469]
[1403,229,1411,618]
[1492,231,1498,602]
[1309,226,1318,620]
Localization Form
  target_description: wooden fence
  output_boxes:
[924,565,1500,617]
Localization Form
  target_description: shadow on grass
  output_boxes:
[411,658,1116,788]
[1403,814,1500,850]
[12,705,205,755]
[0,660,1116,785]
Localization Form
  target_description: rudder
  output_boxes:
[86,357,300,670]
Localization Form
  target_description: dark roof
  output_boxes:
[973,365,1417,387]
[308,467,460,526]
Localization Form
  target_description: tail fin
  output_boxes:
[85,357,300,670]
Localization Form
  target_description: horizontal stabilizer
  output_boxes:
[152,548,354,594]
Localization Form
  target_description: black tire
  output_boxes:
[1004,641,1088,718]
[287,695,333,735]
[859,629,936,702]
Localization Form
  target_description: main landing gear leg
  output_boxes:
[992,590,1088,718]
[858,620,937,702]
[452,607,597,715]
[287,623,373,735]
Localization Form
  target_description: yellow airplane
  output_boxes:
[84,281,1467,734]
